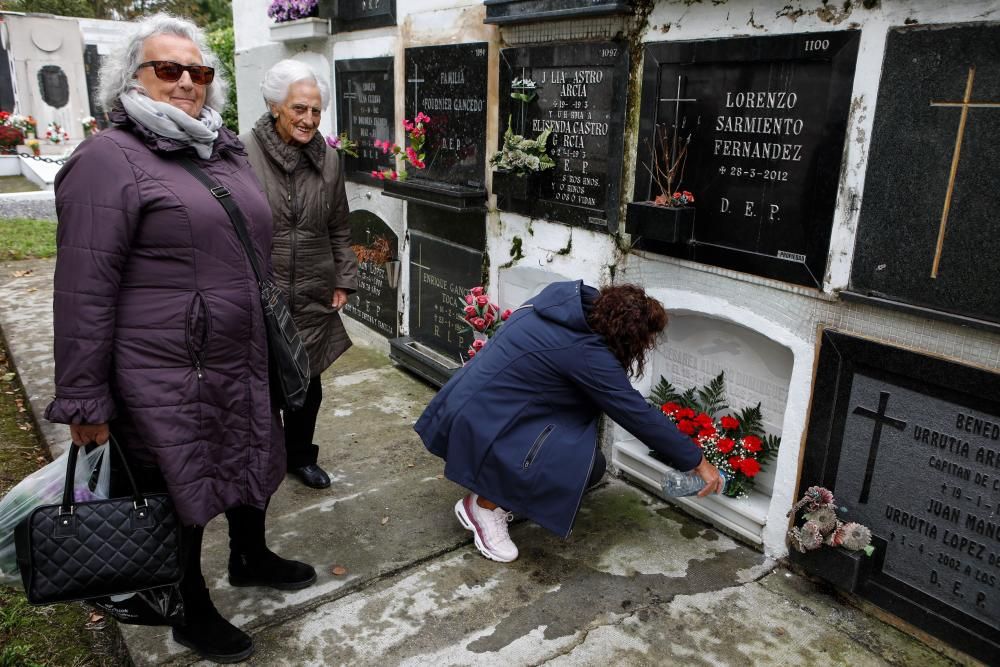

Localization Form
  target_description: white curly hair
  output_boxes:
[261,60,331,112]
[97,13,229,112]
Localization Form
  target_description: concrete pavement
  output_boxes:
[0,258,972,666]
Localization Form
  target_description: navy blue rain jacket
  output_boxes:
[414,280,703,537]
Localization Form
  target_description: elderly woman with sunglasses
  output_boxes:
[46,14,313,663]
[240,60,357,491]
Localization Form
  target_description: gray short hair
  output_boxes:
[97,13,228,113]
[261,60,331,111]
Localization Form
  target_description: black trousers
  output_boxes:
[108,442,269,618]
[282,375,323,470]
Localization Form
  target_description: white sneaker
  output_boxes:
[454,494,519,562]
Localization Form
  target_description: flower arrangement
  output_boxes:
[649,372,779,498]
[26,138,40,156]
[642,119,698,208]
[490,116,555,177]
[81,116,97,137]
[459,286,512,360]
[351,235,394,265]
[44,122,69,144]
[0,124,24,153]
[787,486,875,556]
[326,132,359,158]
[371,112,429,181]
[267,0,318,22]
[510,77,537,104]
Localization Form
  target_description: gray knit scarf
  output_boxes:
[120,89,223,159]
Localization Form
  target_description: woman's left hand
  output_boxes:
[331,288,349,311]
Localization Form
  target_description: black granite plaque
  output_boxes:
[0,39,13,113]
[321,0,396,31]
[37,65,69,109]
[497,41,628,232]
[383,43,489,211]
[83,45,105,127]
[335,57,394,185]
[343,210,398,337]
[632,32,860,288]
[408,230,483,360]
[484,0,632,25]
[849,24,1000,327]
[801,330,1000,663]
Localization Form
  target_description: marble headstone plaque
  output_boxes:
[404,43,489,188]
[336,57,394,184]
[850,24,1000,326]
[322,0,396,31]
[485,0,633,25]
[801,330,1000,663]
[83,45,103,125]
[498,41,628,232]
[633,32,860,287]
[343,210,398,337]
[407,230,483,361]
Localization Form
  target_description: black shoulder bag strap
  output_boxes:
[176,157,266,286]
[175,156,312,410]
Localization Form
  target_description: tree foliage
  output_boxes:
[206,25,237,132]
[4,0,233,28]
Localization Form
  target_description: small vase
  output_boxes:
[384,260,401,289]
[493,169,542,215]
[625,201,696,244]
[787,546,873,592]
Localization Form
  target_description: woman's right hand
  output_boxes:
[70,423,109,447]
[693,457,724,497]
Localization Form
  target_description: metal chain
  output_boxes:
[1,151,68,165]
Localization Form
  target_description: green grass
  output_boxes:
[0,343,127,666]
[0,218,56,260]
[0,176,40,194]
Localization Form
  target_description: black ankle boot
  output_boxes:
[228,548,317,591]
[173,583,254,663]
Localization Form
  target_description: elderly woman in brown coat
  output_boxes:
[242,60,358,489]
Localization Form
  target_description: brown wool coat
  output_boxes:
[242,115,358,376]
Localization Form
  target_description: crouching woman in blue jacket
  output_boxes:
[414,281,722,562]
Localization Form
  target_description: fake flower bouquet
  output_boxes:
[351,235,393,265]
[510,77,538,104]
[0,124,24,153]
[787,486,875,556]
[371,112,429,181]
[490,115,555,177]
[326,132,359,158]
[44,122,69,144]
[650,372,778,498]
[459,286,512,360]
[81,115,98,137]
[654,190,695,208]
[267,0,318,22]
[26,138,40,156]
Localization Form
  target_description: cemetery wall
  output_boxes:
[234,5,1000,650]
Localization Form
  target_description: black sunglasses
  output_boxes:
[137,60,215,85]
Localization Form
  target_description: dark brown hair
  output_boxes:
[586,284,667,378]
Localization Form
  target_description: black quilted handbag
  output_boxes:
[14,437,184,605]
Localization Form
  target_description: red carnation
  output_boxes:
[661,402,680,415]
[698,426,717,438]
[728,456,743,469]
[740,459,761,477]
[743,435,763,452]
[677,420,697,435]
[720,416,740,431]
[677,407,695,420]
[694,412,713,426]
[717,437,735,454]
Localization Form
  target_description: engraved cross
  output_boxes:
[928,66,1000,278]
[407,64,425,117]
[853,391,907,504]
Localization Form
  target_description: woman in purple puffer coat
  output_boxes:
[45,14,311,664]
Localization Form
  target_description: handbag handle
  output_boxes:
[60,435,144,515]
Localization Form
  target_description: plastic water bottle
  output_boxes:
[661,468,727,497]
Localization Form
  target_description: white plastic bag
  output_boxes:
[0,443,111,585]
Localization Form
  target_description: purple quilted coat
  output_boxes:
[44,110,285,527]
